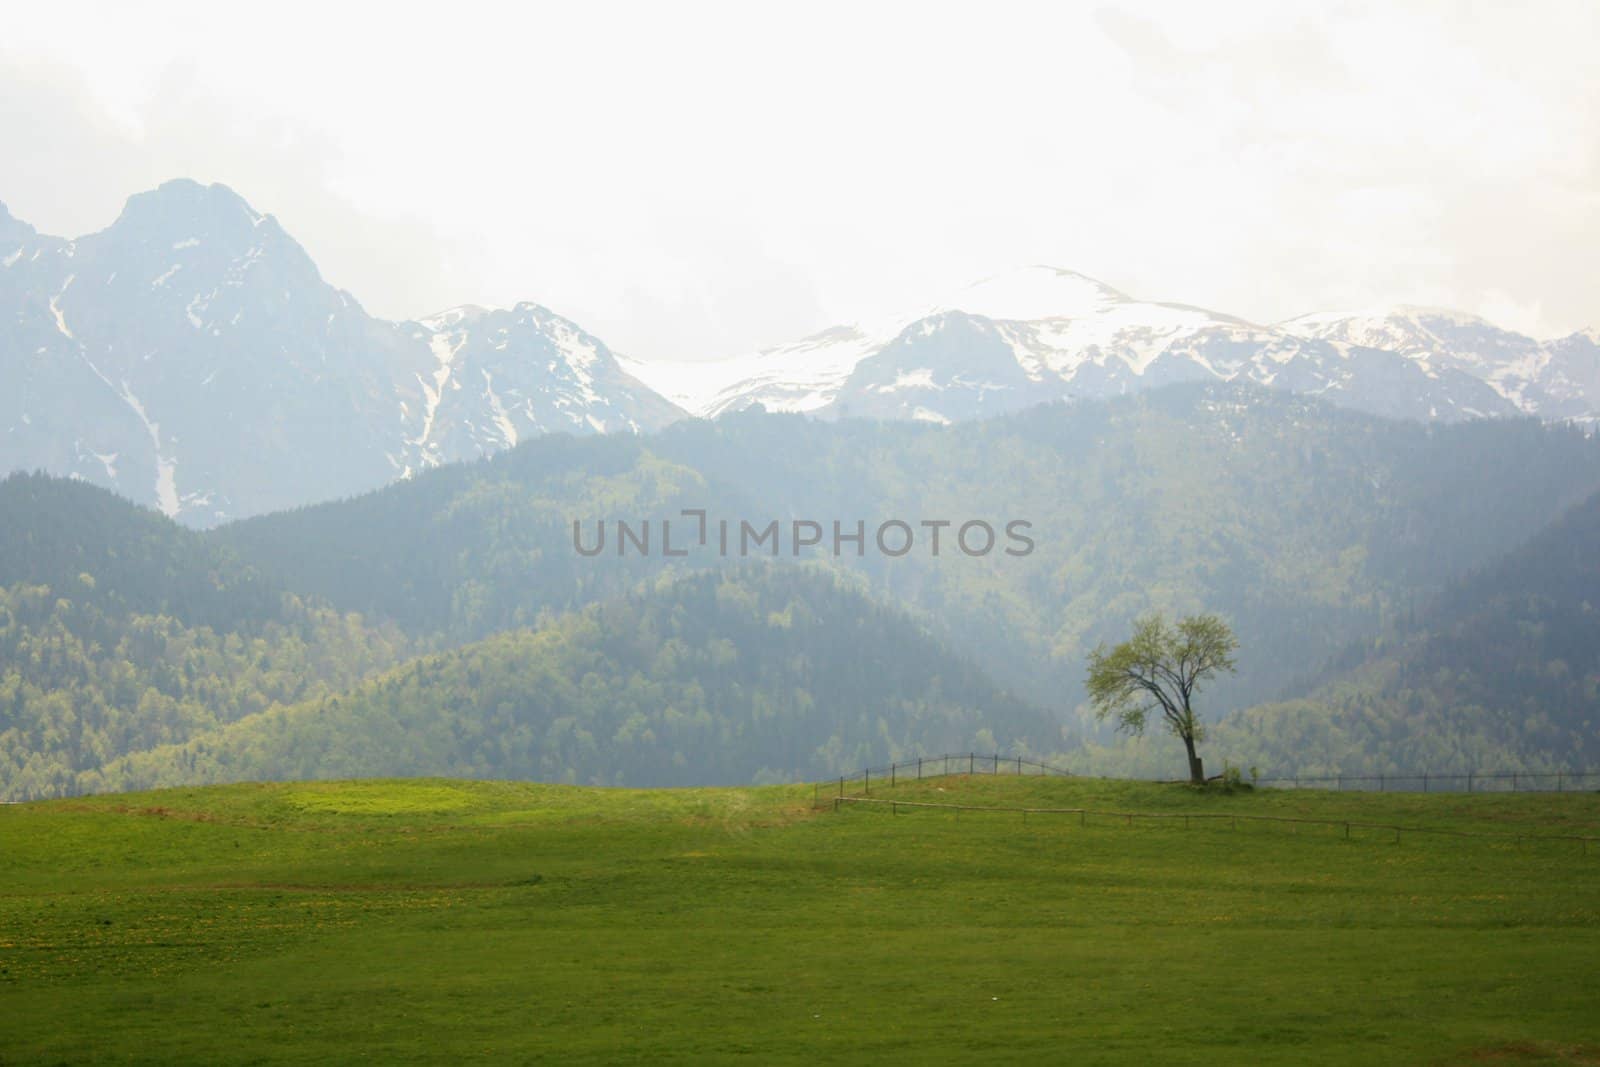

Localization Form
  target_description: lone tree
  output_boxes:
[1086,612,1238,784]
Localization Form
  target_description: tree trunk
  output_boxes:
[1182,733,1205,785]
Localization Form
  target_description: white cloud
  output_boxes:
[2,0,1595,360]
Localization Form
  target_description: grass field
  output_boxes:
[3,774,1599,1065]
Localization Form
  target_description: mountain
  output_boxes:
[0,469,277,629]
[1282,306,1600,422]
[8,383,1600,798]
[10,183,1597,526]
[1217,485,1600,775]
[89,566,1047,792]
[403,303,680,472]
[211,384,1600,721]
[0,472,413,800]
[0,180,681,524]
[627,267,1592,426]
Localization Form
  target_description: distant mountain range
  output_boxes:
[629,267,1600,427]
[3,181,1597,523]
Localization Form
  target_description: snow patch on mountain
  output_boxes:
[481,368,518,448]
[77,353,181,517]
[411,323,468,460]
[49,276,76,340]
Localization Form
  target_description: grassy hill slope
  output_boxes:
[2,775,1597,1064]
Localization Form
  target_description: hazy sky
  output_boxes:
[3,1,1595,361]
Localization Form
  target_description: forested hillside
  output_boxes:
[0,472,280,629]
[10,383,1600,799]
[1213,487,1600,775]
[215,383,1600,720]
[92,566,1046,791]
[0,474,413,800]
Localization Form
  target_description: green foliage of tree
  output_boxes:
[1086,613,1238,783]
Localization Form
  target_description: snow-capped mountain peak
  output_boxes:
[0,182,683,524]
[5,179,1597,525]
[1280,304,1510,358]
[628,267,1592,427]
[625,266,1251,418]
[1276,304,1600,417]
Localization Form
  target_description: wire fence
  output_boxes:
[805,753,1600,854]
[808,754,1600,806]
[1252,771,1600,793]
[811,753,1072,808]
[828,795,1600,854]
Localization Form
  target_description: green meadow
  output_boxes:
[3,775,1598,1065]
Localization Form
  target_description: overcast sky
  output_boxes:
[3,0,1595,361]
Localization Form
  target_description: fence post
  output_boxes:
[918,757,923,781]
[1468,772,1473,793]
[1380,774,1386,792]
[1423,773,1429,793]
[1017,755,1022,776]
[891,763,896,788]
[970,753,974,775]
[1513,773,1518,792]
[994,753,1000,775]
[839,776,844,798]
[865,768,870,795]
[1558,772,1564,793]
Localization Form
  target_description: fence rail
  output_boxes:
[809,754,1600,806]
[811,753,1072,807]
[830,795,1600,853]
[1253,771,1600,793]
